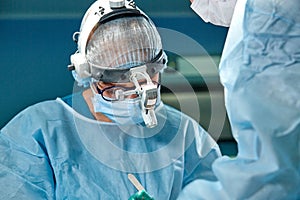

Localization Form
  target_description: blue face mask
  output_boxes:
[92,94,144,125]
[91,86,161,125]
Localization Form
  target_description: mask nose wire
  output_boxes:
[90,82,99,96]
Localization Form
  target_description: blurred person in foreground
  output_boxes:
[177,0,300,199]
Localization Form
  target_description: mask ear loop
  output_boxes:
[90,82,100,97]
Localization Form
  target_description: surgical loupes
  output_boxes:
[129,65,158,128]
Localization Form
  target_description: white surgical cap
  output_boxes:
[86,16,162,69]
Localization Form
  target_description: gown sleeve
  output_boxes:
[0,107,55,200]
[182,121,222,187]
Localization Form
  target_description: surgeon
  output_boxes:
[0,0,221,199]
[177,0,300,199]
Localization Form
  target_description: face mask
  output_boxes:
[91,86,161,125]
[191,0,237,27]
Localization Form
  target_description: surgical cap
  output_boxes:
[86,16,162,69]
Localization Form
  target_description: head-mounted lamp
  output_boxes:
[89,50,166,83]
[68,0,166,81]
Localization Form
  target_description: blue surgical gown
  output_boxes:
[178,0,300,199]
[0,92,220,200]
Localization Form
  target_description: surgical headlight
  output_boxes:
[89,50,166,83]
[68,0,167,82]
